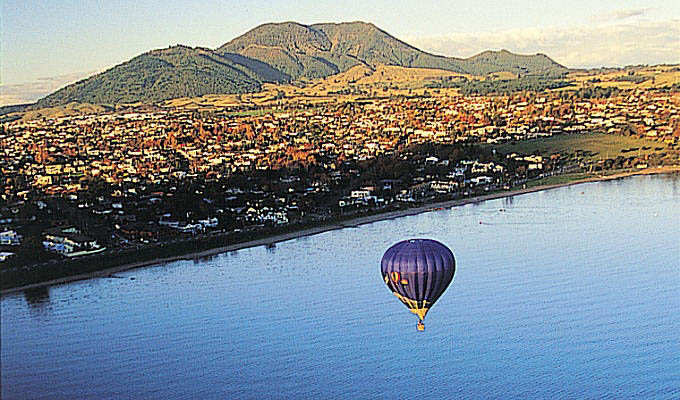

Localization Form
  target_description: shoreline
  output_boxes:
[2,166,678,296]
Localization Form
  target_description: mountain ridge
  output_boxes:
[218,21,566,79]
[37,21,568,106]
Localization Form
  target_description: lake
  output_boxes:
[2,174,679,399]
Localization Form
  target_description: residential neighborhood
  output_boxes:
[1,88,679,267]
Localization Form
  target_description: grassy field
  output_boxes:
[563,65,680,91]
[161,64,679,111]
[15,63,678,119]
[304,64,470,94]
[487,133,672,161]
[19,102,112,121]
[525,173,595,188]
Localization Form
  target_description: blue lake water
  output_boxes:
[2,174,679,399]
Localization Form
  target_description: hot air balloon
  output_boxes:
[381,239,456,331]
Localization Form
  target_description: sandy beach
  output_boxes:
[2,166,678,295]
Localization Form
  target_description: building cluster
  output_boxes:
[42,226,104,257]
[1,89,678,265]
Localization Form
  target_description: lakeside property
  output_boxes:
[2,166,676,294]
[2,81,679,288]
[2,86,679,266]
[3,169,679,399]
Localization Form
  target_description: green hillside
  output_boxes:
[37,45,289,106]
[465,49,567,76]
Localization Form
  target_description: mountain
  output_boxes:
[218,21,567,79]
[37,45,289,107]
[37,21,568,106]
[217,21,470,79]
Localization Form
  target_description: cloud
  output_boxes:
[603,8,651,22]
[407,19,680,69]
[0,71,97,106]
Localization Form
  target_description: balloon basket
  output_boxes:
[417,321,425,331]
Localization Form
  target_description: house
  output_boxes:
[471,176,494,185]
[42,226,104,257]
[198,217,219,229]
[430,180,459,193]
[177,223,203,234]
[396,190,416,203]
[424,156,440,165]
[0,230,22,246]
[0,252,16,262]
[262,210,288,225]
[350,189,372,199]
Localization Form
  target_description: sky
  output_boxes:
[1,0,679,105]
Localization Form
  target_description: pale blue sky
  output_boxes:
[1,0,678,103]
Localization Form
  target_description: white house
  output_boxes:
[42,227,104,256]
[0,252,16,262]
[471,176,494,185]
[350,189,372,199]
[0,230,22,246]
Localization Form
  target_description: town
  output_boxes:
[1,88,679,271]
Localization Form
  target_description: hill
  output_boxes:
[466,49,566,76]
[218,21,567,79]
[37,45,289,107]
[37,21,568,106]
[20,102,113,121]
